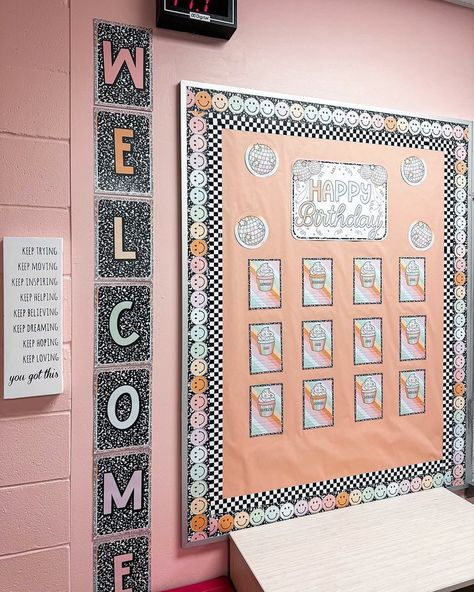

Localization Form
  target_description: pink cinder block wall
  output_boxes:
[1,0,474,591]
[0,1,71,591]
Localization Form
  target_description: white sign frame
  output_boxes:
[3,237,63,398]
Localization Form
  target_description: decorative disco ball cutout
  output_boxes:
[371,165,388,186]
[409,221,434,251]
[401,156,426,186]
[245,144,279,177]
[358,164,387,186]
[235,215,269,249]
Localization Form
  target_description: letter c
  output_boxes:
[109,301,139,346]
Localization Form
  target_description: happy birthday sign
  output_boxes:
[292,160,388,240]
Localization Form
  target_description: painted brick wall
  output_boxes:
[0,1,71,591]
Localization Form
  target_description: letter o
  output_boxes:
[107,385,140,430]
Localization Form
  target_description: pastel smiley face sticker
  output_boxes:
[190,427,208,446]
[397,117,409,133]
[195,91,212,111]
[228,95,244,114]
[346,110,358,127]
[190,153,207,171]
[190,393,207,412]
[421,120,432,136]
[191,514,208,532]
[422,475,433,490]
[218,514,234,533]
[431,121,442,137]
[189,116,207,135]
[294,499,309,516]
[234,511,250,529]
[350,489,362,505]
[189,134,207,152]
[290,103,304,121]
[190,358,208,378]
[399,480,410,495]
[442,123,453,139]
[190,480,208,498]
[304,104,318,122]
[387,482,398,497]
[308,497,322,513]
[250,508,265,526]
[374,484,387,500]
[359,112,371,129]
[212,93,228,112]
[260,99,275,118]
[275,100,290,119]
[410,477,422,492]
[265,505,280,523]
[319,106,332,124]
[191,497,208,515]
[190,463,207,481]
[332,108,345,125]
[190,411,207,429]
[362,486,375,502]
[322,494,336,511]
[453,125,464,141]
[244,97,260,116]
[280,502,295,519]
[208,517,218,535]
[433,473,444,487]
[372,114,384,130]
[409,119,421,135]
[186,90,195,108]
[336,491,349,508]
[384,115,397,132]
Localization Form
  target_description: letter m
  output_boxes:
[103,470,143,515]
[103,41,144,89]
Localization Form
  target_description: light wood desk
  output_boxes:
[230,488,474,592]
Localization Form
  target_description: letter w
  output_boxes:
[103,41,145,89]
[103,470,143,515]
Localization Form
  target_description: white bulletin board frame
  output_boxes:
[180,80,473,547]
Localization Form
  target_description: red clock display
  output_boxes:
[157,0,237,39]
[173,0,229,17]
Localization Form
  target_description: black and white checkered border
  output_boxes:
[184,87,468,538]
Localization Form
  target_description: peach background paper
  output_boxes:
[222,129,444,498]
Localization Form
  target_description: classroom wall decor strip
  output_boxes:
[93,20,153,591]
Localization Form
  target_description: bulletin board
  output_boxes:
[181,81,473,546]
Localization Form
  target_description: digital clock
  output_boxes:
[156,0,237,39]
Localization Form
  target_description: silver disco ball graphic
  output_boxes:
[245,144,278,177]
[402,156,426,186]
[235,215,268,249]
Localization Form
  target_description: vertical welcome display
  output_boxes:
[93,22,153,591]
[181,82,472,545]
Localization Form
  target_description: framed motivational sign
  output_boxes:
[180,81,472,546]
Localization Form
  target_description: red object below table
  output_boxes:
[163,576,234,592]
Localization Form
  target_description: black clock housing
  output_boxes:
[156,0,237,40]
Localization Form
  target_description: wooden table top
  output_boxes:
[230,488,474,592]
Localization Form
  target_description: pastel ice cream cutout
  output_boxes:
[257,326,276,356]
[257,388,276,417]
[360,261,376,288]
[406,319,421,345]
[360,321,376,349]
[309,261,326,290]
[405,373,420,399]
[311,382,327,411]
[362,377,377,404]
[406,260,420,287]
[256,262,274,292]
[309,323,326,352]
